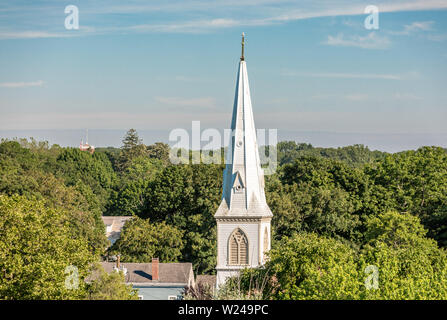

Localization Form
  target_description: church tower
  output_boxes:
[215,33,273,288]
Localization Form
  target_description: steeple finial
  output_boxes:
[241,32,245,61]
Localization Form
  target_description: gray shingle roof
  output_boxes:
[100,262,195,286]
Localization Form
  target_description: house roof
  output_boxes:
[102,216,133,234]
[101,216,133,246]
[100,262,195,286]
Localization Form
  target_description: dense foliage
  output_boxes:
[110,217,184,263]
[1,130,446,300]
[235,211,447,300]
[86,264,139,300]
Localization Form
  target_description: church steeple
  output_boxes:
[215,33,272,219]
[215,34,273,288]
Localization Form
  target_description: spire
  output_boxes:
[215,36,272,218]
[241,32,245,61]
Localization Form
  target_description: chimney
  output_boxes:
[116,254,120,269]
[152,258,159,281]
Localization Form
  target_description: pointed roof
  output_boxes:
[215,34,272,219]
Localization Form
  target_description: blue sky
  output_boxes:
[0,0,446,151]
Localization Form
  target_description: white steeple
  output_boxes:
[215,33,273,219]
[215,33,273,288]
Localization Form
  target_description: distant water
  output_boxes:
[0,129,446,153]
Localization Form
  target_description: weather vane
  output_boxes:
[241,32,245,61]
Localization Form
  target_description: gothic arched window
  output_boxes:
[228,228,249,265]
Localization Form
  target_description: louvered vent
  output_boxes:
[228,228,249,265]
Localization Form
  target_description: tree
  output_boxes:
[0,142,108,255]
[110,217,184,263]
[268,181,360,243]
[142,164,222,273]
[95,147,121,171]
[147,142,171,164]
[55,148,116,212]
[118,129,148,170]
[86,264,139,300]
[365,147,447,246]
[359,211,447,299]
[0,195,96,299]
[236,212,447,300]
[106,157,164,216]
[268,157,368,244]
[258,233,362,300]
[276,141,386,167]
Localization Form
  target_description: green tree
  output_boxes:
[110,217,184,263]
[86,264,139,300]
[276,141,386,167]
[118,129,148,170]
[0,195,96,299]
[0,141,108,254]
[267,180,360,243]
[55,148,116,212]
[147,142,171,164]
[268,157,368,243]
[261,233,362,300]
[142,164,222,273]
[95,147,121,171]
[106,157,164,216]
[365,147,447,246]
[359,211,447,299]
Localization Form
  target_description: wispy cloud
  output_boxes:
[0,31,67,40]
[0,80,45,88]
[1,0,447,38]
[324,32,391,49]
[284,72,402,80]
[0,26,96,40]
[125,17,274,34]
[389,21,434,35]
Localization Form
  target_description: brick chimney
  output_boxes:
[152,257,159,281]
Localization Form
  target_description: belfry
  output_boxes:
[215,33,273,288]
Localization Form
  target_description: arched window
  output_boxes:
[228,228,249,265]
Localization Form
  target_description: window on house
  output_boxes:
[229,228,249,265]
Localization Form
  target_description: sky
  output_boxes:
[0,0,446,152]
